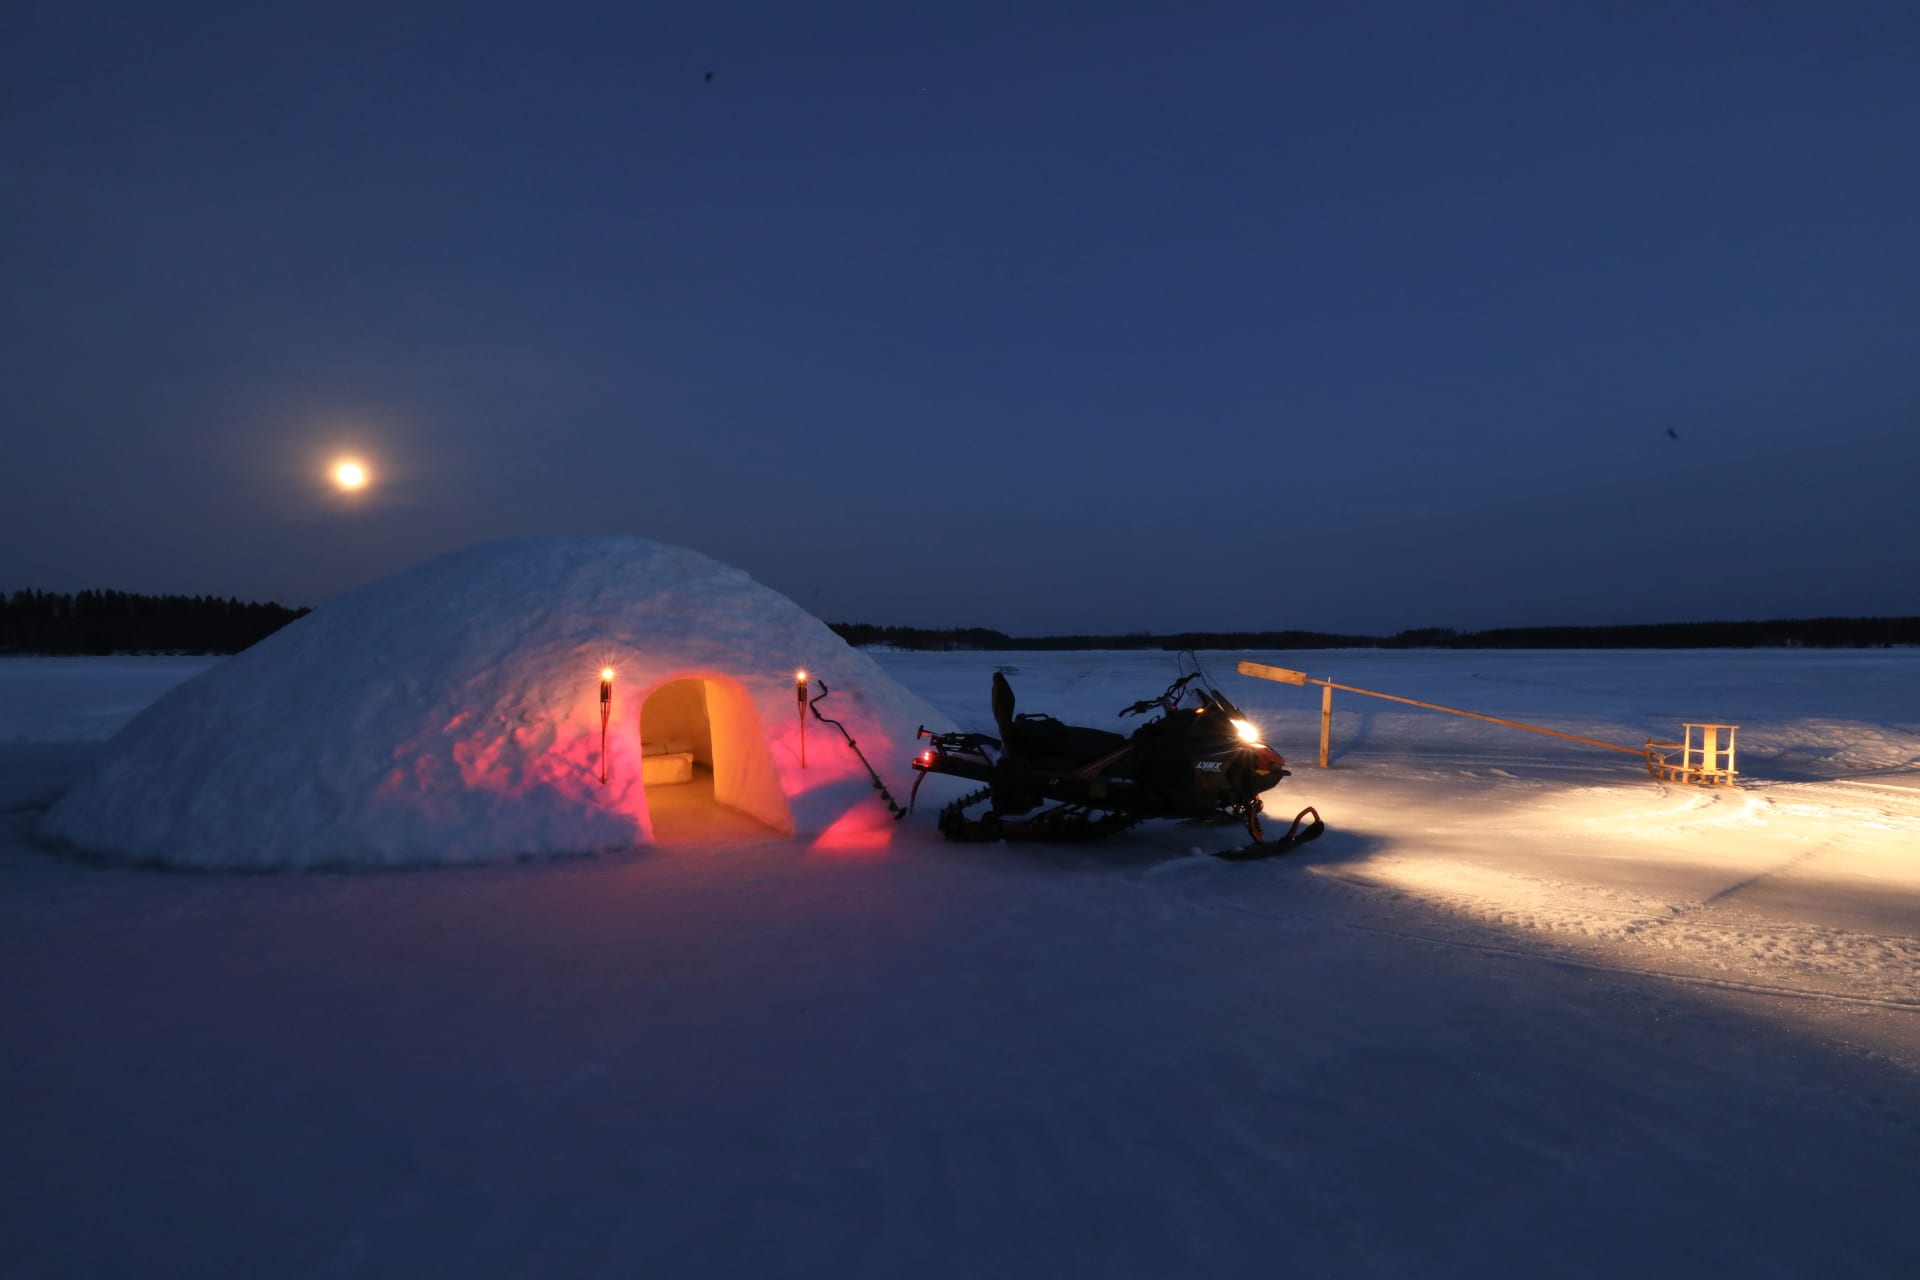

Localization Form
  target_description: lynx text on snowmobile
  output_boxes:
[907,670,1324,860]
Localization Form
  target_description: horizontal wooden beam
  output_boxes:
[1237,659,1646,757]
[1236,660,1308,685]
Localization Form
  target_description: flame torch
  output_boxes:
[599,668,614,784]
[796,669,809,767]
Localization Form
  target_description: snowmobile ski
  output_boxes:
[1215,805,1325,861]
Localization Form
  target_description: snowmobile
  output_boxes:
[907,668,1324,860]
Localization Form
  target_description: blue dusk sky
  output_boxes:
[3,1,1915,633]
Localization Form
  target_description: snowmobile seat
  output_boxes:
[991,672,1128,767]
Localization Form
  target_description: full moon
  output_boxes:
[332,459,369,491]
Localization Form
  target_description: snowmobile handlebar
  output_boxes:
[1119,673,1205,718]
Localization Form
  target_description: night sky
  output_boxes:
[4,2,1916,634]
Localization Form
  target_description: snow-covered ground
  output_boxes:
[4,649,1918,1277]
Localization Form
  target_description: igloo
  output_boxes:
[41,537,949,869]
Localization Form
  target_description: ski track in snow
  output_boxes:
[1110,769,1920,1012]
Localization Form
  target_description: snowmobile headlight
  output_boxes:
[1231,718,1263,745]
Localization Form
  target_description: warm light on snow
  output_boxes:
[808,802,897,856]
[331,458,369,491]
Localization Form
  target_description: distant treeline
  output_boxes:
[829,623,1378,651]
[1422,618,1920,649]
[5,591,1912,656]
[1,589,310,655]
[829,617,1920,651]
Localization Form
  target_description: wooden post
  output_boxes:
[1319,682,1332,769]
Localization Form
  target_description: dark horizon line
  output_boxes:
[829,617,1920,652]
[2,588,1916,656]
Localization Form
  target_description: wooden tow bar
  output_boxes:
[1234,661,1738,786]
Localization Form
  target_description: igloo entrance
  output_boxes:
[639,676,794,841]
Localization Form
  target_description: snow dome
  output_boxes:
[41,537,949,869]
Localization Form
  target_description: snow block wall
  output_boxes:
[40,537,950,869]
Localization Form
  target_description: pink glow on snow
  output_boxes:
[808,804,899,857]
[375,704,653,830]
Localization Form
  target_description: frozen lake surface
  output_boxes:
[4,649,1918,1277]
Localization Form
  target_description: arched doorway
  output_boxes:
[639,675,794,841]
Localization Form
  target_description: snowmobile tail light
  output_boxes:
[1232,718,1263,745]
